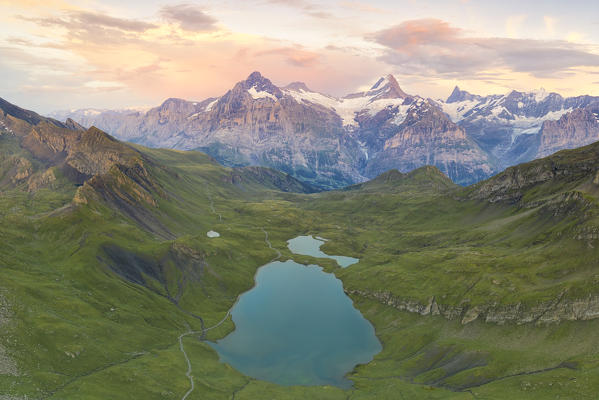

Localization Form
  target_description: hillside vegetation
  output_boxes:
[1,97,599,399]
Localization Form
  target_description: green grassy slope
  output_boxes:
[2,103,599,399]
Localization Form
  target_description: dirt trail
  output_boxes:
[178,226,280,400]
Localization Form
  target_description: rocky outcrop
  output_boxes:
[537,106,599,157]
[21,124,140,180]
[468,135,599,204]
[346,289,599,325]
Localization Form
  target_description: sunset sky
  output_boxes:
[1,0,599,113]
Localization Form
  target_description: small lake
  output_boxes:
[210,259,381,387]
[287,235,359,268]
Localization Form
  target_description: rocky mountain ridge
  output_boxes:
[0,96,318,199]
[50,72,599,189]
[442,86,599,167]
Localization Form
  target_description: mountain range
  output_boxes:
[51,72,599,189]
[4,93,599,398]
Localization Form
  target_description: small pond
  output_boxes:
[287,235,359,268]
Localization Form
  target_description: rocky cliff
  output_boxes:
[538,105,599,157]
[346,289,599,325]
[51,72,498,188]
[51,72,599,189]
[469,139,599,203]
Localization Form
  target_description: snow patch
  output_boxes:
[205,99,218,111]
[533,88,549,102]
[509,108,573,142]
[248,86,277,101]
[284,86,414,127]
[441,99,478,122]
[371,76,388,90]
[358,141,369,160]
[390,104,412,125]
[284,88,338,110]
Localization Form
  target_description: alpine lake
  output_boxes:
[209,235,381,388]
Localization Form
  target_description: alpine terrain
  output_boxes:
[3,94,599,399]
[52,72,599,189]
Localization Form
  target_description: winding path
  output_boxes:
[261,227,282,261]
[208,195,222,221]
[177,225,281,400]
[178,330,198,400]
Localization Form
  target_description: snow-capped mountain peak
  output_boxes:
[446,86,483,104]
[347,74,409,101]
[284,82,311,92]
[237,71,283,100]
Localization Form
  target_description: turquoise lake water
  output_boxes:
[287,235,359,268]
[209,259,381,387]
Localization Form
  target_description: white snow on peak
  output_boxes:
[532,88,549,102]
[508,108,571,142]
[284,85,413,127]
[124,106,151,113]
[248,86,277,101]
[283,88,338,110]
[441,99,478,122]
[83,109,101,116]
[390,104,412,125]
[205,99,218,111]
[371,76,389,90]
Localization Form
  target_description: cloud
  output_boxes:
[254,47,320,67]
[369,19,599,78]
[339,1,385,14]
[160,3,218,32]
[28,10,157,32]
[264,0,332,19]
[20,10,158,45]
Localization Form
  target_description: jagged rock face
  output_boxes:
[347,289,599,326]
[538,106,599,157]
[185,73,364,188]
[48,73,498,187]
[0,98,141,191]
[440,88,599,169]
[21,125,140,180]
[362,100,493,184]
[470,139,599,203]
[49,72,599,189]
[446,86,483,103]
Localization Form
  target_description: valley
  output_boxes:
[2,96,599,399]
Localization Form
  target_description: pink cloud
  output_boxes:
[370,19,599,78]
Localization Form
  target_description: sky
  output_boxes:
[1,0,599,113]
